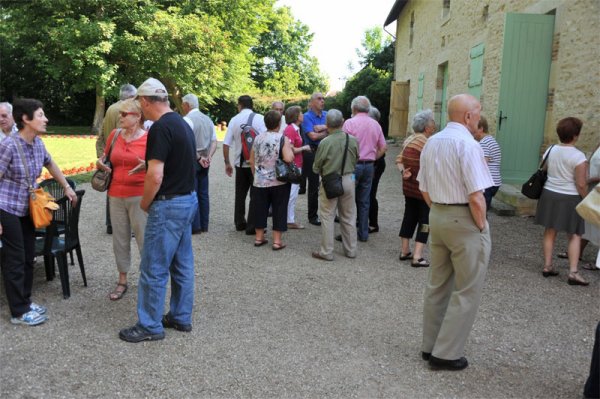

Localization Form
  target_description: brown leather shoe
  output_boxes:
[287,223,305,229]
[311,251,333,261]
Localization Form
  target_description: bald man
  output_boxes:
[271,101,287,134]
[416,94,493,371]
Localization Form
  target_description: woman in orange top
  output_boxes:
[96,98,147,300]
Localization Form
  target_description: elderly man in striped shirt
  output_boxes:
[417,94,493,371]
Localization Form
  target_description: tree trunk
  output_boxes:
[92,84,105,136]
[163,78,182,114]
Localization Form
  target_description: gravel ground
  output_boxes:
[1,144,598,399]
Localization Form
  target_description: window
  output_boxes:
[442,0,450,18]
[409,11,415,49]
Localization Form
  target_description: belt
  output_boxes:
[433,202,469,207]
[357,160,374,164]
[154,192,191,201]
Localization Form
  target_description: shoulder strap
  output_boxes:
[105,128,121,162]
[245,112,256,128]
[279,134,285,160]
[340,133,349,175]
[539,144,555,170]
[12,136,33,189]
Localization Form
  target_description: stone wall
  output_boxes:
[392,0,599,154]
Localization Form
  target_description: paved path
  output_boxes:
[1,144,598,398]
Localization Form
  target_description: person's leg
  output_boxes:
[191,168,202,232]
[287,182,300,224]
[318,185,336,259]
[369,157,386,230]
[109,196,133,297]
[339,174,358,257]
[105,194,112,234]
[567,234,588,284]
[355,163,374,241]
[271,184,290,245]
[243,168,257,233]
[253,186,269,243]
[413,199,431,261]
[304,151,319,222]
[198,165,210,231]
[234,166,250,230]
[0,211,32,317]
[20,215,35,306]
[168,194,198,326]
[430,208,491,360]
[400,197,419,256]
[542,228,557,270]
[126,196,147,256]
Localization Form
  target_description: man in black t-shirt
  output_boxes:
[119,78,198,343]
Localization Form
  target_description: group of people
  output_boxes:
[0,86,597,380]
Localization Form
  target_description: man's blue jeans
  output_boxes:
[137,193,198,333]
[354,162,374,241]
[192,165,210,231]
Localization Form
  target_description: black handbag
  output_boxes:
[521,145,554,199]
[91,129,120,192]
[275,135,303,184]
[322,133,349,199]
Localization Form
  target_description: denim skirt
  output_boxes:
[534,188,584,235]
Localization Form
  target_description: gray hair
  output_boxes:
[368,106,380,121]
[120,84,137,100]
[0,102,12,113]
[271,101,284,110]
[351,96,371,113]
[182,93,199,109]
[412,109,434,133]
[326,109,344,129]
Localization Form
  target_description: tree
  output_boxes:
[250,6,328,97]
[355,27,393,68]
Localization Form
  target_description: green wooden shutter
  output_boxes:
[468,43,485,99]
[417,73,424,111]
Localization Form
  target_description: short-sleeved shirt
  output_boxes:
[417,122,493,203]
[104,129,147,198]
[145,112,196,197]
[252,131,286,188]
[342,112,386,161]
[223,109,266,167]
[399,133,428,200]
[313,130,358,177]
[543,145,587,195]
[302,109,327,147]
[479,135,502,187]
[0,135,52,216]
[284,124,303,168]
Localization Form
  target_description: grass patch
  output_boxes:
[41,136,97,179]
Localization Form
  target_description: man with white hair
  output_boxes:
[182,93,217,234]
[0,102,17,141]
[342,96,387,242]
[97,84,137,234]
[271,101,287,134]
[119,78,198,343]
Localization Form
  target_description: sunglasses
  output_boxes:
[120,111,139,118]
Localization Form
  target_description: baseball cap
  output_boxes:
[136,78,168,98]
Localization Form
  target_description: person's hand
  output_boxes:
[96,157,112,173]
[302,145,311,152]
[225,163,233,177]
[128,157,146,175]
[65,186,77,205]
[199,156,210,168]
[0,222,3,236]
[402,167,412,180]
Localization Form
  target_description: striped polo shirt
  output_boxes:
[479,135,502,187]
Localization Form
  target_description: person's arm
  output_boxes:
[249,148,255,176]
[421,191,432,207]
[376,143,387,160]
[46,160,77,204]
[307,126,327,142]
[575,161,589,198]
[282,137,294,163]
[223,144,233,177]
[140,159,164,212]
[312,145,324,175]
[468,191,487,231]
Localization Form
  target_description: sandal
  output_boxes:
[109,283,128,301]
[582,263,600,271]
[542,266,559,277]
[567,271,589,286]
[411,258,430,267]
[399,252,413,261]
[254,239,268,247]
[272,242,286,251]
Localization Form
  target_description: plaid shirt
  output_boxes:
[0,134,51,216]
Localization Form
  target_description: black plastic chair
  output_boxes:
[35,190,86,298]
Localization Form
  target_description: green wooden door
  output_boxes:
[497,13,554,184]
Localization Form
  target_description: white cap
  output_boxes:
[136,78,168,98]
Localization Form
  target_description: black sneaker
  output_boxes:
[119,325,165,343]
[162,314,192,332]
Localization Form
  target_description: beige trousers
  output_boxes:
[421,204,491,360]
[109,195,147,273]
[317,174,357,259]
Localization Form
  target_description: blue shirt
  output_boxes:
[301,109,327,147]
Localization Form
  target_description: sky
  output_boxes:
[276,0,397,92]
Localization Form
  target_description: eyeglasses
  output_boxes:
[120,111,139,117]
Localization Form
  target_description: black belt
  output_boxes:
[154,192,191,201]
[357,160,374,164]
[433,202,469,207]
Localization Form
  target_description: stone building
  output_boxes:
[384,0,599,185]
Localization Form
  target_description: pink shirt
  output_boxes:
[342,113,386,161]
[284,124,303,168]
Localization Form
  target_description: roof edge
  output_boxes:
[384,0,408,26]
